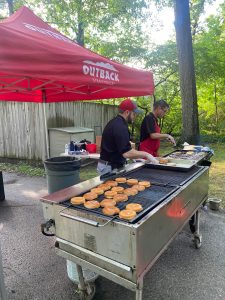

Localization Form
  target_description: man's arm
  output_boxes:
[150,133,176,146]
[122,148,158,164]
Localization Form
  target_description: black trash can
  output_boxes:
[0,171,5,201]
[44,156,81,194]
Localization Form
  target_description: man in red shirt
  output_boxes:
[139,100,176,157]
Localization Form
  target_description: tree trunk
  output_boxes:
[6,0,14,15]
[174,0,200,144]
[214,83,219,132]
[77,21,84,46]
[76,0,85,46]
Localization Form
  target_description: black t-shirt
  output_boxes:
[100,115,132,168]
[140,113,158,142]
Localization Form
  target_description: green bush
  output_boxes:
[200,133,225,144]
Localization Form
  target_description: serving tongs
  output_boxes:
[100,167,126,180]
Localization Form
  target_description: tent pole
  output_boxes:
[43,103,50,159]
[0,240,7,300]
[42,90,50,159]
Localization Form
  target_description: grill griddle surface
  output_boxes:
[62,184,177,224]
[61,165,203,224]
[130,165,202,186]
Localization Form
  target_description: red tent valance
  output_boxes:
[0,6,154,102]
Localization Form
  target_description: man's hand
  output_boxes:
[123,149,158,164]
[145,154,158,164]
[167,134,176,146]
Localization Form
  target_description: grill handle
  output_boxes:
[60,212,114,227]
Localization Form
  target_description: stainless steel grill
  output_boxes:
[40,161,209,300]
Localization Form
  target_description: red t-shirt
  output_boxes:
[139,113,160,157]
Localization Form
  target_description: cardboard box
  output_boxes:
[96,136,102,153]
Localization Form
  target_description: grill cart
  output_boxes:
[41,159,210,300]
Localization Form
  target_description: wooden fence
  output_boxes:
[0,101,117,161]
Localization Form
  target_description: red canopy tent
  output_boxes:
[0,6,154,158]
[0,6,154,102]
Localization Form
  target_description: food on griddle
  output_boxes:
[126,203,143,212]
[132,184,145,192]
[115,177,127,183]
[159,157,169,164]
[91,187,104,195]
[186,151,194,155]
[139,181,151,188]
[167,151,204,160]
[104,190,118,198]
[100,199,117,207]
[102,206,120,216]
[83,192,98,201]
[113,194,128,202]
[127,178,139,185]
[119,209,137,220]
[124,188,138,196]
[70,196,86,205]
[97,183,111,191]
[84,200,100,209]
[111,186,125,193]
[105,180,118,187]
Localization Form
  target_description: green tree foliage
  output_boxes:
[144,0,223,141]
[2,0,225,140]
[194,4,225,134]
[11,0,150,63]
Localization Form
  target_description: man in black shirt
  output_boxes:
[140,100,176,157]
[97,98,158,175]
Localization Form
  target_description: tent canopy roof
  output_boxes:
[0,6,154,102]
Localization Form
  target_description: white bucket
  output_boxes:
[208,198,222,211]
[66,260,98,283]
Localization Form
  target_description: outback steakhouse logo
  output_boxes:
[23,22,73,44]
[82,61,119,85]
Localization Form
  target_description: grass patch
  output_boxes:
[79,163,98,181]
[160,142,225,209]
[0,160,98,181]
[207,143,225,208]
[0,161,45,177]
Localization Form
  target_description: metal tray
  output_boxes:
[145,158,197,172]
[164,150,208,161]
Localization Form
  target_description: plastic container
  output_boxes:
[65,144,69,155]
[69,141,75,151]
[86,143,97,153]
[194,146,202,152]
[44,156,81,194]
[66,260,98,284]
